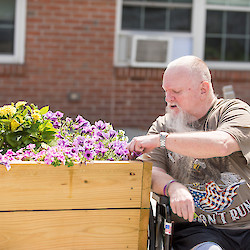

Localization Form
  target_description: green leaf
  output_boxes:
[21,136,33,146]
[30,132,38,138]
[26,105,32,113]
[47,139,58,147]
[5,133,20,148]
[0,136,4,148]
[22,109,28,117]
[41,131,57,141]
[39,106,49,115]
[39,120,49,130]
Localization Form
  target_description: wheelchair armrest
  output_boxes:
[152,192,170,205]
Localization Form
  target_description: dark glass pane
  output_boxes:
[249,40,250,61]
[145,7,166,30]
[205,37,222,60]
[126,0,192,2]
[206,10,223,34]
[0,0,15,23]
[0,0,15,54]
[0,28,14,54]
[122,6,141,29]
[170,0,192,2]
[169,8,191,31]
[248,13,250,34]
[227,12,246,35]
[225,38,245,61]
[145,0,170,2]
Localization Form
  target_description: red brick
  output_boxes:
[0,0,249,130]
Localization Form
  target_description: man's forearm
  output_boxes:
[164,130,240,158]
[128,130,240,159]
[151,167,175,195]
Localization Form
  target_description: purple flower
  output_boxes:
[26,144,36,150]
[66,117,72,123]
[84,149,95,161]
[107,129,117,138]
[44,111,53,119]
[4,162,11,171]
[73,136,85,146]
[82,126,93,134]
[95,120,106,130]
[52,121,61,129]
[55,111,64,118]
[70,147,78,154]
[75,115,90,127]
[0,107,130,168]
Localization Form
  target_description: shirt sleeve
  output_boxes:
[215,100,250,164]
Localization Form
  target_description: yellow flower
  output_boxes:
[0,105,16,117]
[15,101,27,109]
[31,111,41,121]
[10,119,20,132]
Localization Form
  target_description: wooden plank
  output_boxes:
[0,209,143,250]
[0,161,149,211]
[138,208,150,250]
[140,161,152,208]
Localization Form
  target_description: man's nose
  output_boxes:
[165,92,175,102]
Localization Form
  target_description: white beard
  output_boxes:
[165,105,196,133]
[165,105,198,182]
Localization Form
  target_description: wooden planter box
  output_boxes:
[0,160,152,250]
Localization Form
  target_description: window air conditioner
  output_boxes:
[131,35,171,68]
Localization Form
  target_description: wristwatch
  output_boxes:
[159,132,168,148]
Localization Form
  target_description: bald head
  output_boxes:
[166,55,211,85]
[164,55,214,96]
[162,56,216,119]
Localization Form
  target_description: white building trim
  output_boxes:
[0,0,27,64]
[192,0,206,59]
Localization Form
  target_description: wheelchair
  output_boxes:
[148,192,173,250]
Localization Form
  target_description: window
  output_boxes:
[201,0,250,69]
[115,0,250,69]
[114,0,193,68]
[0,0,27,64]
[205,10,250,62]
[122,0,192,32]
[207,0,250,7]
[0,0,15,54]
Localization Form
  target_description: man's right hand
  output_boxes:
[127,134,160,158]
[167,181,195,222]
[152,167,195,222]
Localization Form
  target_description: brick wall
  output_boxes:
[212,70,250,103]
[0,0,249,131]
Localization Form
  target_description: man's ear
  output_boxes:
[200,81,209,98]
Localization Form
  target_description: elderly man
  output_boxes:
[127,56,250,250]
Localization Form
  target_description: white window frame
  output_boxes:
[114,0,193,68]
[0,0,27,64]
[193,0,250,70]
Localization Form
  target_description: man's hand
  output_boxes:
[168,181,195,222]
[127,134,160,158]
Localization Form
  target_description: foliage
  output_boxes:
[0,102,129,170]
[0,101,57,153]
